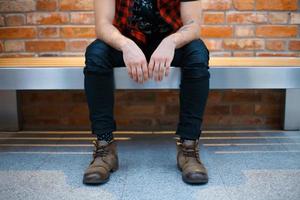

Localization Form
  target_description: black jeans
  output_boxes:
[83,36,210,140]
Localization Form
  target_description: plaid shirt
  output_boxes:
[113,0,183,45]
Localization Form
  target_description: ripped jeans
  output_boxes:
[83,36,210,140]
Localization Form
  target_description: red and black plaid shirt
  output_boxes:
[113,0,183,45]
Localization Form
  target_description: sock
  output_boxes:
[180,136,196,142]
[96,132,114,143]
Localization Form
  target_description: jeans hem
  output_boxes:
[175,125,202,140]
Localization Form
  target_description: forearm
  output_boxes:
[165,20,200,49]
[95,22,131,51]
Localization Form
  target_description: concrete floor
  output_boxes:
[0,130,299,200]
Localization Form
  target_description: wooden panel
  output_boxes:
[0,57,300,68]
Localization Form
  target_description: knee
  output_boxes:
[182,39,210,66]
[84,39,113,74]
[180,39,210,80]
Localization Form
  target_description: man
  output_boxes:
[82,0,210,185]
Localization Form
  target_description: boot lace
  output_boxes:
[178,140,201,163]
[92,140,110,158]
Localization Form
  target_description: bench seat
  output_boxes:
[0,57,300,90]
[0,57,300,131]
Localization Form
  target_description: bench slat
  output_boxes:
[0,57,300,67]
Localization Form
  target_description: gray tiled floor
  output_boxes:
[0,131,299,200]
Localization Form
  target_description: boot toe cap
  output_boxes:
[183,172,208,184]
[83,172,109,185]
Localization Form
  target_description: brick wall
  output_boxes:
[19,90,285,131]
[1,0,298,131]
[1,0,299,57]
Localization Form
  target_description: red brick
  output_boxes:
[207,91,223,103]
[66,40,89,51]
[5,14,25,26]
[256,25,298,37]
[232,104,254,115]
[230,116,265,126]
[4,40,24,52]
[203,39,223,51]
[203,115,232,127]
[205,105,230,115]
[203,12,224,24]
[60,27,96,38]
[223,39,264,50]
[255,104,281,116]
[27,12,69,25]
[70,12,95,24]
[223,90,261,102]
[38,27,59,38]
[256,0,297,11]
[233,0,255,10]
[266,40,286,51]
[289,40,300,51]
[0,27,36,39]
[261,90,284,103]
[0,41,3,52]
[115,105,162,116]
[164,104,179,115]
[0,15,4,26]
[227,12,267,24]
[0,0,35,12]
[60,0,93,11]
[200,26,233,38]
[235,26,255,37]
[290,13,300,24]
[25,41,66,52]
[268,12,289,24]
[36,0,57,11]
[201,0,232,10]
[155,92,177,105]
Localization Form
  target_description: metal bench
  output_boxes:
[0,57,300,131]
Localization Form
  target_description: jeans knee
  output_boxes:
[180,39,210,80]
[84,39,113,75]
[182,39,210,67]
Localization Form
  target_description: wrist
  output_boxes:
[164,33,179,48]
[119,37,131,52]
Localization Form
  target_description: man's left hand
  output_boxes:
[148,37,175,82]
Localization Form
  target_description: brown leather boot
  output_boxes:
[83,139,119,185]
[176,138,208,184]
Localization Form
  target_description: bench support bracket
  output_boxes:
[0,90,20,131]
[284,89,300,130]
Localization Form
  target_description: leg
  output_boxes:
[173,39,210,184]
[83,39,125,138]
[83,39,124,185]
[172,39,210,140]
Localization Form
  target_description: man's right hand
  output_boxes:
[120,39,149,84]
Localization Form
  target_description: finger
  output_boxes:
[159,60,165,81]
[131,65,138,82]
[136,65,143,84]
[141,60,148,81]
[126,64,133,79]
[148,58,154,79]
[154,60,160,82]
[165,59,171,77]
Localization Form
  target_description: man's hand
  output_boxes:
[121,39,149,84]
[148,37,175,82]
